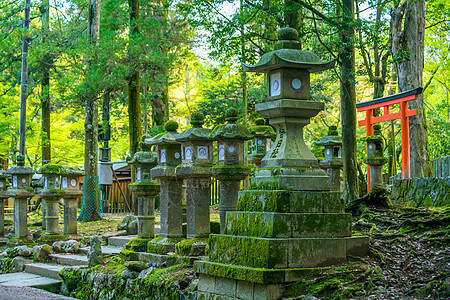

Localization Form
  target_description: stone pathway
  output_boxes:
[0,285,76,299]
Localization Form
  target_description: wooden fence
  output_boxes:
[101,177,220,213]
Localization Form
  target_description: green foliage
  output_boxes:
[164,120,179,132]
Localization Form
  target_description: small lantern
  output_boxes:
[126,150,158,183]
[99,147,111,162]
[62,167,84,192]
[0,172,8,192]
[147,120,182,168]
[315,126,343,192]
[176,112,214,167]
[6,155,33,191]
[364,124,388,189]
[248,118,276,169]
[41,164,66,190]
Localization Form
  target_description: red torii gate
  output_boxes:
[356,87,423,188]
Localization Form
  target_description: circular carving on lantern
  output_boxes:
[21,178,27,184]
[228,146,235,153]
[292,78,302,90]
[326,149,331,156]
[257,139,263,145]
[174,152,181,159]
[70,179,77,187]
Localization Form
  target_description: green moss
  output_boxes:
[210,221,220,234]
[41,164,67,174]
[0,258,13,274]
[164,120,179,132]
[124,238,150,252]
[147,237,182,255]
[175,238,208,256]
[47,189,66,197]
[120,248,138,260]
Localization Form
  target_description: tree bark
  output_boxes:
[41,0,51,165]
[284,0,303,48]
[391,0,431,177]
[340,0,358,201]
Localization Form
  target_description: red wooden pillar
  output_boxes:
[400,101,410,179]
[365,109,374,189]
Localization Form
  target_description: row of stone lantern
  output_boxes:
[0,155,83,240]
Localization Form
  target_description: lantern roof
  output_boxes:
[176,112,212,142]
[127,151,158,166]
[209,108,253,141]
[243,27,336,73]
[315,135,342,147]
[249,118,276,138]
[40,164,67,175]
[65,167,85,176]
[5,155,34,175]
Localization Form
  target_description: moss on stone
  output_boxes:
[164,120,178,132]
[47,189,66,197]
[41,164,67,175]
[124,238,150,252]
[175,238,208,256]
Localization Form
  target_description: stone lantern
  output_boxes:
[195,28,369,299]
[127,145,159,238]
[176,112,213,238]
[0,172,9,238]
[5,155,35,238]
[209,108,252,233]
[145,120,183,238]
[248,118,276,169]
[315,125,343,192]
[62,167,84,236]
[38,164,67,238]
[364,124,388,190]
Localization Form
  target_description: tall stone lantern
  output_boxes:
[62,167,84,236]
[145,120,183,238]
[176,112,213,238]
[0,172,9,238]
[127,145,159,238]
[38,164,67,238]
[5,155,34,238]
[248,118,276,169]
[195,28,369,299]
[209,108,252,233]
[315,125,343,192]
[364,124,388,190]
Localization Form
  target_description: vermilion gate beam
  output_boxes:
[356,87,422,190]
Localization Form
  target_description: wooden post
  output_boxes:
[400,101,410,178]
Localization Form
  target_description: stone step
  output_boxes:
[24,263,66,280]
[107,235,138,246]
[0,272,61,288]
[48,254,89,266]
[78,245,122,256]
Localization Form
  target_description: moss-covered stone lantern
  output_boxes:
[176,112,213,239]
[315,125,343,192]
[62,167,84,236]
[364,124,388,190]
[209,108,252,233]
[145,120,183,238]
[195,28,369,299]
[127,145,159,239]
[38,164,67,239]
[5,155,35,238]
[0,172,9,238]
[248,118,276,169]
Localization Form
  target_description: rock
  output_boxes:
[53,240,80,253]
[32,229,44,240]
[10,257,30,272]
[80,236,92,248]
[117,215,138,233]
[138,267,153,280]
[88,236,103,267]
[127,220,138,235]
[15,246,33,257]
[121,269,138,280]
[125,261,149,272]
[32,244,52,261]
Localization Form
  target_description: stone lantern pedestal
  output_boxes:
[195,28,369,299]
[364,124,388,190]
[145,121,184,238]
[210,108,252,234]
[62,167,84,237]
[5,155,35,239]
[0,172,9,238]
[316,126,343,192]
[127,149,159,238]
[38,164,67,240]
[248,118,276,169]
[176,112,214,239]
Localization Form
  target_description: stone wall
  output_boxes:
[391,177,450,207]
[432,156,450,177]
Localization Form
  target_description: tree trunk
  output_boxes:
[284,0,303,48]
[128,0,142,156]
[41,0,51,165]
[340,0,358,201]
[391,0,431,177]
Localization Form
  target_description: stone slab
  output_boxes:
[78,245,122,256]
[0,272,61,287]
[346,236,370,257]
[107,235,138,246]
[138,252,199,267]
[24,263,65,280]
[237,190,343,213]
[48,254,88,266]
[225,212,352,238]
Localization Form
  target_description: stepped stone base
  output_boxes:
[252,168,330,191]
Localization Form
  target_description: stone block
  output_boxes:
[253,283,284,300]
[346,236,370,257]
[198,274,216,292]
[288,238,346,268]
[291,213,352,238]
[236,280,254,299]
[214,277,236,297]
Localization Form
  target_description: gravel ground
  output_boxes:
[0,286,77,300]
